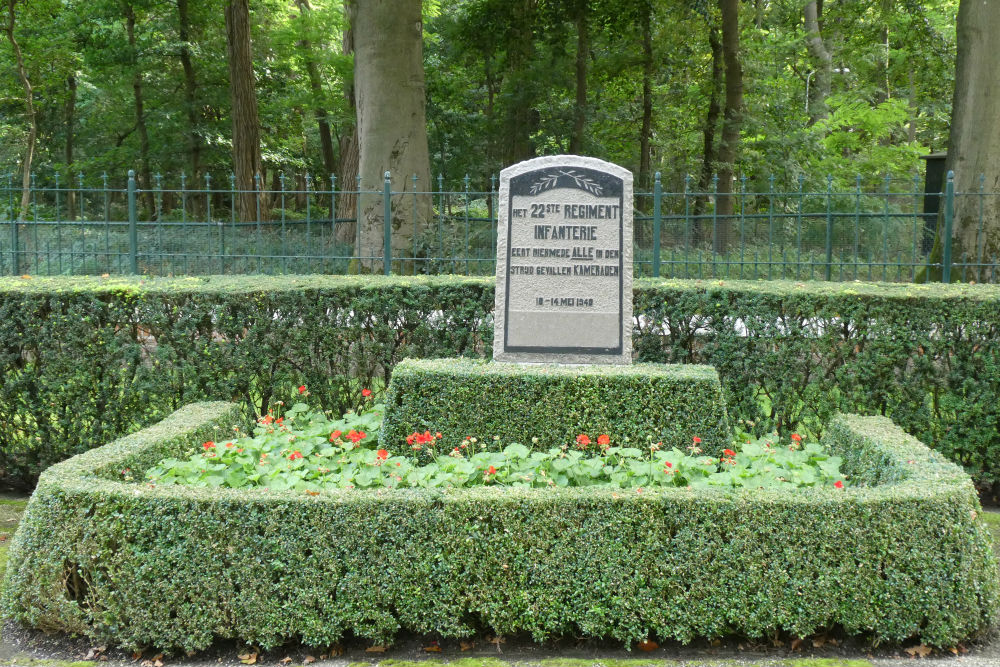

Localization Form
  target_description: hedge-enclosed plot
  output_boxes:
[2,404,997,652]
[380,358,731,454]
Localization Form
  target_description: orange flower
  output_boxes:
[298,385,307,394]
[376,449,389,461]
[723,448,736,457]
[362,388,372,398]
[791,433,802,443]
[834,480,844,489]
[576,433,591,447]
[692,436,702,444]
[202,441,215,450]
[487,465,497,475]
[597,434,611,446]
[288,451,303,461]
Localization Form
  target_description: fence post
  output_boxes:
[652,171,661,277]
[824,175,834,281]
[7,172,17,275]
[383,171,392,275]
[942,170,955,283]
[127,169,138,274]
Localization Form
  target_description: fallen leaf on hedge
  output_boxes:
[153,660,163,667]
[86,646,107,660]
[459,641,475,652]
[637,640,658,652]
[812,636,826,648]
[423,644,442,653]
[710,639,721,647]
[279,658,291,664]
[905,645,932,658]
[131,652,143,662]
[238,652,257,664]
[365,646,388,653]
[789,638,803,651]
[949,647,959,655]
[303,656,316,663]
[329,644,344,656]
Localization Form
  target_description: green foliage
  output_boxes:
[3,405,996,651]
[146,400,846,491]
[1,275,999,489]
[380,358,732,457]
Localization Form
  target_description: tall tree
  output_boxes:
[928,0,1000,280]
[348,0,431,272]
[569,0,589,154]
[714,0,742,254]
[124,0,154,217]
[4,0,35,221]
[225,0,263,223]
[177,0,202,192]
[637,0,654,189]
[335,0,358,244]
[804,0,832,123]
[293,0,335,178]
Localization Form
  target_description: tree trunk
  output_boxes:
[294,0,336,178]
[501,0,538,165]
[177,0,202,215]
[804,0,832,123]
[4,0,35,222]
[65,74,77,220]
[637,1,653,191]
[715,0,743,254]
[335,2,358,244]
[926,0,1000,281]
[125,1,155,219]
[348,0,432,273]
[569,0,588,154]
[693,22,723,232]
[225,0,264,223]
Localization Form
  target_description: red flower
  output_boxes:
[376,449,389,461]
[289,451,303,461]
[723,448,736,457]
[298,385,307,394]
[692,436,702,444]
[262,414,274,425]
[834,480,844,489]
[435,432,442,439]
[597,434,611,446]
[225,442,233,448]
[362,388,372,398]
[664,461,673,468]
[202,441,215,450]
[791,433,802,443]
[487,465,497,475]
[576,433,591,446]
[347,429,366,443]
[276,417,284,425]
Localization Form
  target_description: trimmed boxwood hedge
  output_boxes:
[3,403,997,652]
[381,358,731,454]
[0,275,998,487]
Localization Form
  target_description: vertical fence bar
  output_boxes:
[254,172,262,273]
[280,172,287,273]
[682,174,691,278]
[154,173,163,274]
[412,173,419,271]
[795,174,803,280]
[975,173,986,273]
[852,174,861,280]
[127,170,138,273]
[77,172,86,271]
[330,174,337,271]
[911,172,920,282]
[652,171,661,277]
[55,173,63,273]
[739,175,747,278]
[463,174,470,276]
[436,174,444,269]
[881,174,890,282]
[711,174,719,275]
[490,174,497,263]
[355,174,362,271]
[824,175,834,281]
[102,172,111,273]
[383,171,392,275]
[766,174,774,280]
[7,173,17,275]
[305,173,312,272]
[942,170,955,283]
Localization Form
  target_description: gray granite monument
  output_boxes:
[493,155,633,364]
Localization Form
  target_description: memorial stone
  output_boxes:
[493,155,633,364]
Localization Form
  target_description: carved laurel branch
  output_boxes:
[528,169,603,196]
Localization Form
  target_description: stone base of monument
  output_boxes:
[380,357,731,454]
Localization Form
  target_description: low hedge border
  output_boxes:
[380,358,731,455]
[3,404,996,652]
[1,275,999,488]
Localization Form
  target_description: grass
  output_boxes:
[0,497,28,581]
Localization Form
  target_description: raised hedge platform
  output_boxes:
[2,403,997,652]
[380,358,732,455]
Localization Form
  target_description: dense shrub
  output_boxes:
[0,276,997,487]
[3,403,996,651]
[381,358,731,456]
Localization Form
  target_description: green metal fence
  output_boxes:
[2,168,996,282]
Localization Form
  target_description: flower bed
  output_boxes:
[2,403,997,652]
